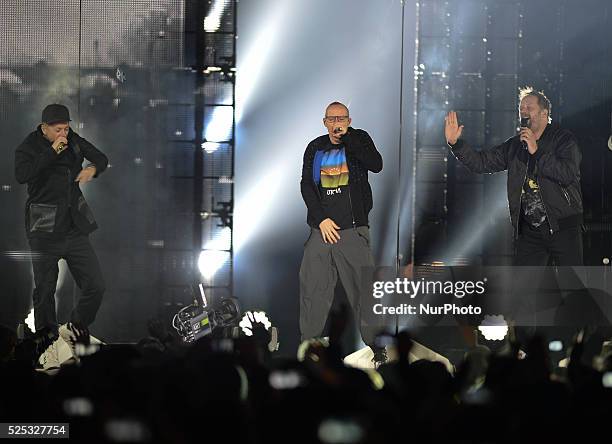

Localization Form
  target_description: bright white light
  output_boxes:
[234,169,283,252]
[239,311,272,336]
[205,106,233,142]
[197,227,232,280]
[201,141,221,153]
[236,12,284,122]
[203,0,228,33]
[206,226,232,251]
[198,250,228,280]
[478,315,508,341]
[232,6,291,255]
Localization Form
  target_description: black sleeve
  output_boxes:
[535,131,581,187]
[73,132,109,177]
[341,128,383,173]
[448,138,510,174]
[300,142,326,227]
[14,139,57,184]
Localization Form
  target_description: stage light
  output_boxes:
[478,314,508,341]
[205,106,233,143]
[197,227,232,280]
[206,226,232,250]
[198,250,228,280]
[203,0,229,33]
[201,141,221,153]
[236,12,284,122]
[234,169,283,252]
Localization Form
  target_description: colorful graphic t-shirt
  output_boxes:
[319,146,353,229]
[521,157,547,228]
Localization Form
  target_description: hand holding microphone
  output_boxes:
[52,136,68,154]
[334,125,348,136]
[331,125,348,144]
[519,117,538,154]
[519,117,530,149]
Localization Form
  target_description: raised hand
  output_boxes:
[445,111,464,145]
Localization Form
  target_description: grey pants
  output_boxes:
[299,226,377,347]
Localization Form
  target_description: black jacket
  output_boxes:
[15,126,109,238]
[448,123,582,238]
[301,127,383,228]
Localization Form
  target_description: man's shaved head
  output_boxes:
[325,101,349,117]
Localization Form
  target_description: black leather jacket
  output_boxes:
[15,126,108,238]
[449,123,582,238]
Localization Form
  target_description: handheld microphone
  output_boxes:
[520,117,530,150]
[520,117,530,128]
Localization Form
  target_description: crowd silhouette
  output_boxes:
[1,308,611,443]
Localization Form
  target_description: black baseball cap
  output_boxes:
[42,104,71,124]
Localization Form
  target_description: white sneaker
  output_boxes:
[58,323,83,359]
[38,339,61,370]
[38,335,104,370]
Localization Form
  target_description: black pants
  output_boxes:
[29,230,105,333]
[514,222,583,266]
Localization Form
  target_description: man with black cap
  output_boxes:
[14,104,108,360]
